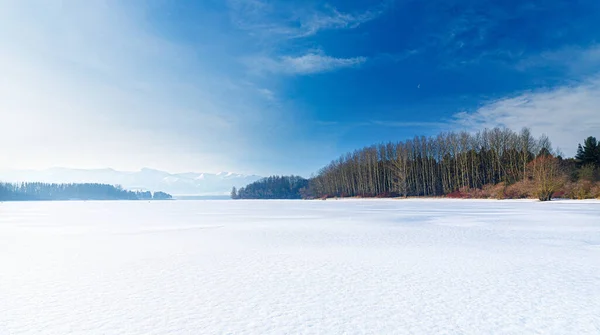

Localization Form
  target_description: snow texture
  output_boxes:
[1,199,599,334]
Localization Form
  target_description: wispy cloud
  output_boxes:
[228,0,387,39]
[278,53,366,74]
[368,120,448,128]
[246,52,367,75]
[452,77,600,155]
[516,44,600,75]
[256,88,276,101]
[0,1,290,175]
[295,4,385,38]
[229,1,383,82]
[400,1,560,68]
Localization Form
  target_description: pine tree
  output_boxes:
[576,144,585,161]
[234,176,308,199]
[575,136,600,166]
[230,187,238,199]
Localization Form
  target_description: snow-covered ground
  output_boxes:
[1,199,599,334]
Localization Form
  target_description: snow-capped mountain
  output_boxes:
[0,168,262,196]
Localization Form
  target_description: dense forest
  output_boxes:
[0,182,173,201]
[232,176,308,199]
[234,128,600,201]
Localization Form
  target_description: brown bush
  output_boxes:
[504,181,534,199]
[549,180,600,199]
[527,155,565,201]
[592,184,600,199]
[445,185,497,199]
[482,184,498,198]
[466,187,490,199]
[376,192,400,198]
[446,190,468,198]
[444,180,600,200]
[574,181,593,199]
[488,183,508,199]
[561,181,600,199]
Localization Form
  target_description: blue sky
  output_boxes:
[1,0,600,176]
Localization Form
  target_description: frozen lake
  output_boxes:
[1,199,599,334]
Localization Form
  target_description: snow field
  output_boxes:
[1,199,599,334]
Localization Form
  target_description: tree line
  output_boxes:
[233,128,600,201]
[309,128,600,201]
[231,176,308,199]
[309,128,551,198]
[0,182,173,201]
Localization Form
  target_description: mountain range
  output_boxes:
[0,168,262,196]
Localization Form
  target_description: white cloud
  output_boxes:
[296,5,383,38]
[247,53,367,75]
[281,53,366,74]
[257,88,276,101]
[516,44,600,75]
[452,78,600,156]
[229,1,376,78]
[228,0,385,39]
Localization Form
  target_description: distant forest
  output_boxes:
[231,176,308,199]
[0,182,172,201]
[233,128,600,201]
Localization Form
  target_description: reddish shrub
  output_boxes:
[445,187,491,199]
[504,181,534,199]
[562,180,600,199]
[446,190,469,198]
[485,183,507,199]
[463,187,490,199]
[592,184,600,199]
[376,192,400,198]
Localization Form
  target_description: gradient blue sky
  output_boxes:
[1,0,600,176]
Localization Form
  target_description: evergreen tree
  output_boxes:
[575,136,600,166]
[152,191,173,200]
[136,191,153,200]
[236,176,308,199]
[0,182,172,201]
[230,187,238,199]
